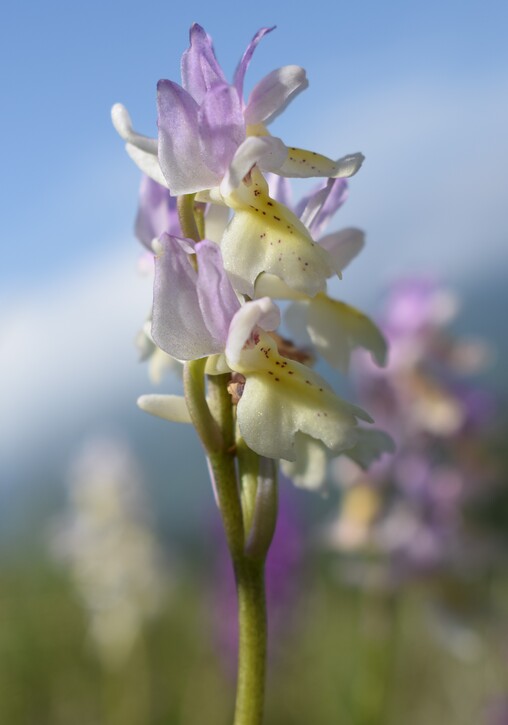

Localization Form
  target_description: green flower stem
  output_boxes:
[184,360,272,724]
[207,373,235,451]
[177,193,201,241]
[183,359,222,453]
[233,557,267,725]
[184,361,244,560]
[237,436,260,534]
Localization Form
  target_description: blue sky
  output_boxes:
[1,0,507,488]
[2,0,507,289]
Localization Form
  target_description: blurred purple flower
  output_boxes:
[325,277,498,585]
[135,175,180,250]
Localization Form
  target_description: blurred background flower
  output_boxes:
[51,437,168,670]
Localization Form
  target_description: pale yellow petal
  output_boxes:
[277,148,364,179]
[231,332,371,461]
[221,168,332,297]
[137,395,191,424]
[307,294,387,372]
[280,434,330,491]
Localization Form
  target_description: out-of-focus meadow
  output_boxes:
[2,440,508,725]
[1,1,508,723]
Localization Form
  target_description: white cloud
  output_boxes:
[0,245,157,465]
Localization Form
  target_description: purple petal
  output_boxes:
[264,172,293,207]
[311,178,349,236]
[157,80,218,195]
[198,83,246,175]
[135,176,179,249]
[233,26,275,100]
[152,234,219,360]
[319,228,365,275]
[180,23,227,103]
[195,240,240,348]
[244,65,308,126]
[298,178,349,237]
[294,180,326,220]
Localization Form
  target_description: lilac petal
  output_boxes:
[264,172,293,207]
[152,234,218,360]
[233,26,275,99]
[135,176,179,249]
[198,83,246,176]
[319,228,365,275]
[157,80,218,195]
[180,23,227,103]
[294,180,326,221]
[195,240,240,348]
[299,178,349,237]
[244,65,308,126]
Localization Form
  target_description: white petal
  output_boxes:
[111,103,158,154]
[226,298,280,366]
[319,228,365,276]
[280,434,330,491]
[307,294,387,372]
[137,394,191,423]
[111,104,167,187]
[195,187,225,205]
[204,204,230,243]
[125,143,168,188]
[284,300,313,346]
[330,153,365,178]
[148,348,181,385]
[220,136,287,197]
[244,65,308,126]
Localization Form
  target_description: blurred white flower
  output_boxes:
[51,438,168,669]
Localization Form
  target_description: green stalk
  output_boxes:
[233,557,267,725]
[184,362,274,724]
[237,436,260,534]
[179,194,273,724]
[177,194,201,241]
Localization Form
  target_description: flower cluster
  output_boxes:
[52,439,167,669]
[113,24,391,490]
[323,278,495,582]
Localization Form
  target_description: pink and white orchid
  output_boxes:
[112,24,364,199]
